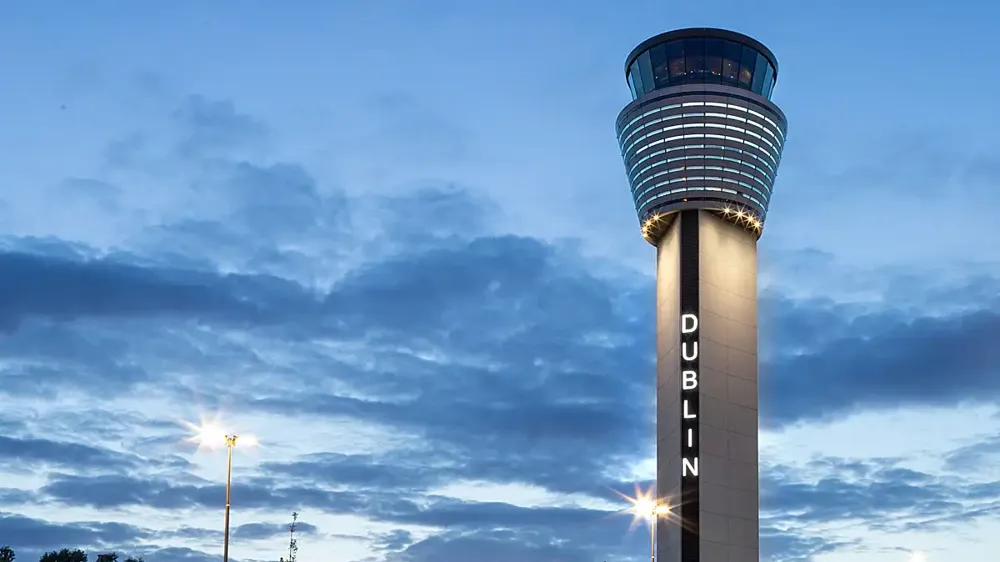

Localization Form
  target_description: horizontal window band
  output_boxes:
[631,164,772,196]
[630,153,774,186]
[635,183,768,211]
[618,99,786,141]
[619,109,783,149]
[624,134,780,170]
[632,166,771,197]
[621,121,781,158]
[627,143,777,178]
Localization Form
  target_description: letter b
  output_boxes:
[682,370,698,390]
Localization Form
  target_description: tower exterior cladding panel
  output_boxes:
[615,28,788,562]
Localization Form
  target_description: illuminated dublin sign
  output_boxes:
[676,211,701,559]
[680,313,699,478]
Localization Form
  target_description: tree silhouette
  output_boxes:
[95,554,117,562]
[122,558,143,562]
[38,549,87,562]
[0,545,15,562]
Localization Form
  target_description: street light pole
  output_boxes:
[638,499,669,562]
[223,435,238,562]
[649,512,656,562]
[185,420,257,562]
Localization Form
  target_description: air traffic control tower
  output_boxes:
[615,28,787,562]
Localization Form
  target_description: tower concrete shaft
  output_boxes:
[615,28,787,562]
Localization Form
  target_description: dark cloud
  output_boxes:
[761,294,1000,427]
[231,521,317,541]
[371,530,413,552]
[761,456,1000,533]
[159,526,218,543]
[37,471,618,533]
[383,530,591,562]
[760,527,855,562]
[0,435,140,473]
[369,503,654,562]
[135,546,223,562]
[0,488,37,504]
[39,473,370,514]
[0,512,148,552]
[261,453,442,492]
[944,434,1000,471]
[0,250,253,329]
[373,184,496,253]
[171,94,268,158]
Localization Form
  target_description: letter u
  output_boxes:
[682,341,698,361]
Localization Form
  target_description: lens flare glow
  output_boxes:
[182,416,259,451]
[614,483,672,535]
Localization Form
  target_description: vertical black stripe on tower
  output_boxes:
[679,210,700,562]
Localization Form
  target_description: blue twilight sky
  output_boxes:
[1,1,999,561]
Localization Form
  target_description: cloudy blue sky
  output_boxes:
[1,1,999,561]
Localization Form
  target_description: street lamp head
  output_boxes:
[223,434,259,448]
[184,417,259,451]
[633,497,657,519]
[632,497,670,520]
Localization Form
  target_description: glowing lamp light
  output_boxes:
[183,418,259,451]
[633,497,671,519]
[633,497,656,519]
[617,485,671,562]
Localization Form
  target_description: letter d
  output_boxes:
[681,313,698,334]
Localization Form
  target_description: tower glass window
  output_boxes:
[751,52,768,93]
[762,62,775,98]
[638,50,655,96]
[666,41,685,83]
[684,38,706,82]
[630,60,644,95]
[650,43,670,89]
[722,40,742,84]
[626,33,777,99]
[738,45,756,88]
[705,39,725,81]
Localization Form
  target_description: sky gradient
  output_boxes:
[1,1,999,561]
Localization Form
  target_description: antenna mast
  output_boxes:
[287,512,299,562]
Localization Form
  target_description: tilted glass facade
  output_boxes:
[627,37,776,100]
